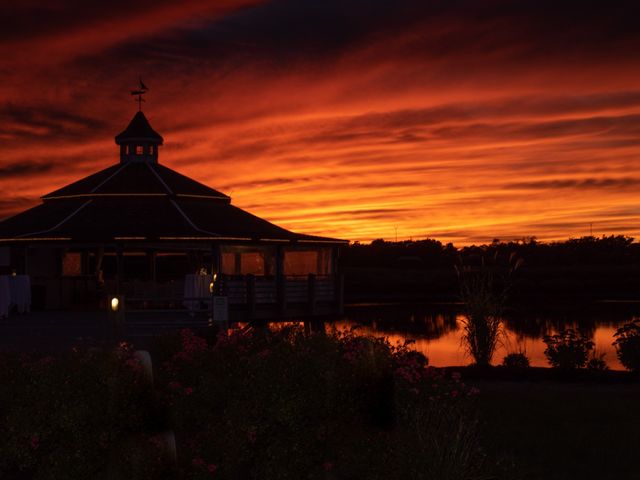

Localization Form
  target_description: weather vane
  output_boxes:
[131,78,149,111]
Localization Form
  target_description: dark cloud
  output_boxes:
[0,197,38,221]
[0,105,107,142]
[0,163,54,177]
[91,0,640,80]
[504,177,640,191]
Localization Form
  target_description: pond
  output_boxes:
[322,302,638,371]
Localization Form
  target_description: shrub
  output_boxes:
[159,327,485,480]
[0,344,168,479]
[613,320,640,372]
[543,330,594,370]
[502,352,530,369]
[586,352,608,372]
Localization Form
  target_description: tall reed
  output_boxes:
[456,253,521,366]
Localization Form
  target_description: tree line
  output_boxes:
[341,235,640,270]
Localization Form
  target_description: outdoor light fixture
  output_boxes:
[209,273,218,293]
[110,297,119,312]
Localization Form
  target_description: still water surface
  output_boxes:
[322,302,636,371]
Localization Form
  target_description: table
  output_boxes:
[0,276,9,318]
[0,275,31,317]
[183,274,212,311]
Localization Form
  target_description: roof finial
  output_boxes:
[130,78,149,111]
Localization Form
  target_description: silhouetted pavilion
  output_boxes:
[0,110,346,319]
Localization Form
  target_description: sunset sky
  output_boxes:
[2,0,640,245]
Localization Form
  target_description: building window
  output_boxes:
[284,249,332,276]
[240,252,265,275]
[221,252,237,275]
[136,146,144,155]
[62,252,82,276]
[284,251,318,276]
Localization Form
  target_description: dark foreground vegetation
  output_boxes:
[0,328,484,480]
[2,325,638,479]
[477,380,640,480]
[342,235,640,303]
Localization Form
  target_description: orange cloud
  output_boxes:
[2,1,640,245]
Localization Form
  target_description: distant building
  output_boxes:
[0,110,346,319]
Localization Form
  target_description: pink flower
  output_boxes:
[180,329,208,354]
[208,464,218,473]
[258,349,271,358]
[451,389,458,398]
[39,356,55,366]
[126,357,142,371]
[192,457,205,467]
[184,387,194,395]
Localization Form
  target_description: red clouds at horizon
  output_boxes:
[2,1,640,245]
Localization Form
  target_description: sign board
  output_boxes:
[213,296,228,323]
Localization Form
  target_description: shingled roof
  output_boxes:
[0,111,346,245]
[115,111,163,144]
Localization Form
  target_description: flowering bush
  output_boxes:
[543,329,594,370]
[613,320,640,372]
[159,327,483,479]
[0,344,171,479]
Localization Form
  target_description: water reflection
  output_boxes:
[334,303,633,370]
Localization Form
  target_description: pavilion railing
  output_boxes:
[118,273,341,317]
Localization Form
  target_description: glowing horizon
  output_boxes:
[2,1,640,246]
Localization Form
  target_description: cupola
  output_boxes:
[114,111,164,164]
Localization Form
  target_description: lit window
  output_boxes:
[221,252,236,275]
[240,252,265,275]
[62,253,82,276]
[136,146,144,155]
[284,251,318,276]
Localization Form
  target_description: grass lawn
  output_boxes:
[474,380,640,480]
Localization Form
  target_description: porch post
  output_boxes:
[276,245,286,315]
[147,249,157,283]
[334,247,343,315]
[116,244,124,294]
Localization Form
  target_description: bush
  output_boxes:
[613,320,640,372]
[543,330,594,370]
[0,344,169,479]
[159,327,485,480]
[586,352,608,372]
[502,352,530,369]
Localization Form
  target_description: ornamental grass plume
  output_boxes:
[456,252,521,367]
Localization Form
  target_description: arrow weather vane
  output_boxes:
[131,78,149,111]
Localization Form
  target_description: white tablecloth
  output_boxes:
[0,276,9,318]
[0,275,31,317]
[183,274,212,311]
